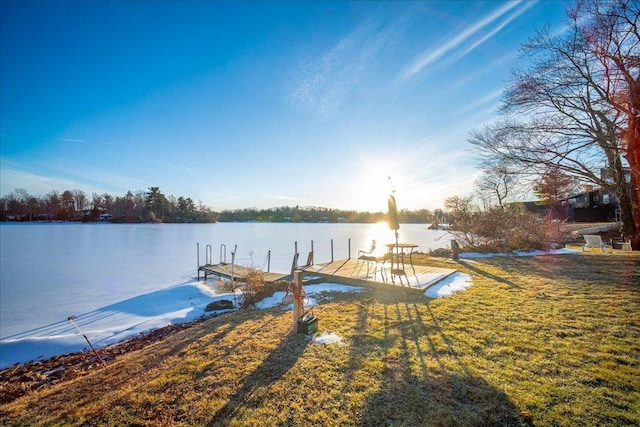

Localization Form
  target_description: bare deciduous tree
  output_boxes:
[475,160,518,209]
[577,0,640,245]
[469,0,639,248]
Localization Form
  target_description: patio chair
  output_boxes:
[354,241,390,282]
[354,240,375,272]
[358,240,376,258]
[582,234,613,253]
[611,236,633,251]
[355,252,391,282]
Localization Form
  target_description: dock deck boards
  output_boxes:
[302,258,456,293]
[199,258,456,294]
[198,263,290,284]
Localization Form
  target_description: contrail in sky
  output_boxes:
[402,0,530,79]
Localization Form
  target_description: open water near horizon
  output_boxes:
[0,222,449,342]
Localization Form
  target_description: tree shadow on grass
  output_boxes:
[207,329,311,426]
[359,370,524,426]
[358,299,526,426]
[457,260,520,288]
[485,255,640,287]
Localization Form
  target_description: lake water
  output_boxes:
[0,222,449,366]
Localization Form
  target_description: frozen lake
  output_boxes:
[0,222,449,367]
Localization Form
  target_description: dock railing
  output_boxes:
[198,237,359,280]
[220,244,227,264]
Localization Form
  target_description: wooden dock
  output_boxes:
[198,263,290,284]
[198,258,456,294]
[302,258,456,293]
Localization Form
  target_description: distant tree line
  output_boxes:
[0,187,216,223]
[1,187,451,224]
[216,206,449,224]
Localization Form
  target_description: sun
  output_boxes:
[352,174,390,212]
[350,157,406,212]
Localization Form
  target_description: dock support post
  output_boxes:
[292,270,304,333]
[231,245,237,283]
[331,239,334,263]
[267,250,271,272]
[308,240,314,266]
[348,238,351,259]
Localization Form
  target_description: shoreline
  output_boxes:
[2,245,630,405]
[0,315,212,405]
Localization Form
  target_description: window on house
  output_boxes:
[572,195,589,208]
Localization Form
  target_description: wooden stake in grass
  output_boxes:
[67,316,107,369]
[292,271,304,333]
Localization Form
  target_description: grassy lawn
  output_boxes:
[1,251,638,426]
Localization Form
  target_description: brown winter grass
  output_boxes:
[1,251,638,426]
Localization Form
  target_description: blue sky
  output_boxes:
[0,0,570,212]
